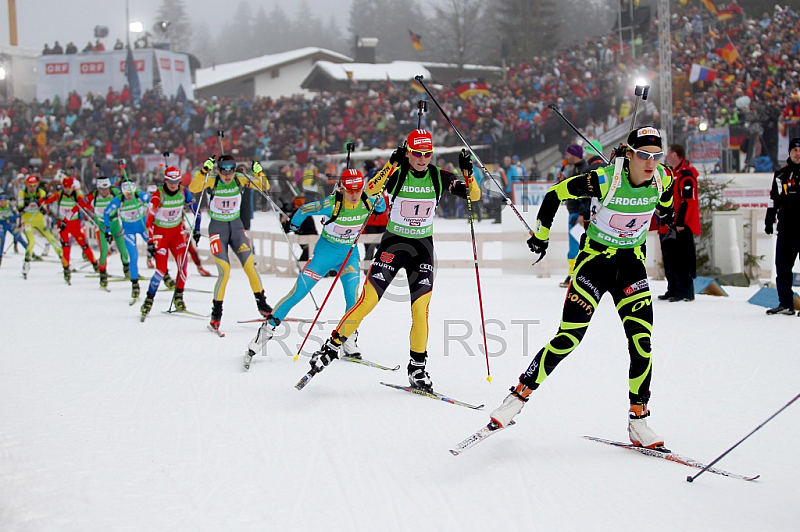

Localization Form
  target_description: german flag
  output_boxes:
[454,79,491,100]
[410,78,425,93]
[409,30,424,52]
[717,37,740,64]
[701,0,717,14]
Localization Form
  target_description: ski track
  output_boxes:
[2,214,799,530]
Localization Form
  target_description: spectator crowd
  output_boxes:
[2,1,798,204]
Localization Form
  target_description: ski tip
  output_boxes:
[449,449,460,457]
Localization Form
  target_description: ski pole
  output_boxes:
[292,160,398,361]
[169,166,209,312]
[459,154,492,382]
[629,84,649,136]
[687,392,800,483]
[413,76,533,233]
[241,170,320,311]
[548,105,610,165]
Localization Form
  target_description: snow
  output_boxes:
[195,48,352,89]
[2,213,798,531]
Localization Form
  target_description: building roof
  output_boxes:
[195,47,352,89]
[303,60,432,84]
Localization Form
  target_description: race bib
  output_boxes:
[120,209,141,222]
[608,213,649,233]
[157,207,182,223]
[398,200,435,219]
[212,195,240,214]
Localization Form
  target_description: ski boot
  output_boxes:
[341,331,361,360]
[92,261,100,273]
[628,404,665,449]
[163,271,176,290]
[407,350,433,392]
[140,294,154,322]
[43,242,50,257]
[131,279,140,300]
[209,300,223,330]
[32,253,43,262]
[254,290,272,317]
[63,266,72,284]
[309,337,340,373]
[173,289,187,311]
[196,264,212,277]
[122,262,130,280]
[490,382,533,428]
[245,317,276,370]
[99,270,109,290]
[22,259,30,279]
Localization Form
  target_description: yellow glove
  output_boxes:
[467,174,481,202]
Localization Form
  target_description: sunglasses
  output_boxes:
[410,150,433,159]
[219,165,235,174]
[630,148,664,162]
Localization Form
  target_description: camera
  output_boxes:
[634,85,650,100]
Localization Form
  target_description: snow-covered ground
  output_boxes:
[1,213,798,531]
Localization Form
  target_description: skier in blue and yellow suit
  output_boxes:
[244,168,385,369]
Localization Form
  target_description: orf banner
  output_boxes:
[37,50,154,102]
[153,50,194,100]
[687,127,730,165]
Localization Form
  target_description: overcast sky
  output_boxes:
[1,0,350,51]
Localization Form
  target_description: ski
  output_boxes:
[207,325,226,337]
[161,309,210,320]
[295,367,321,391]
[129,298,139,306]
[450,421,515,456]
[340,356,400,371]
[584,436,759,481]
[236,316,313,324]
[379,382,484,410]
[157,287,213,294]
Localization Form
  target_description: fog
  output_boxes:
[1,0,351,51]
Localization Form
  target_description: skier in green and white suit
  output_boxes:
[490,126,675,450]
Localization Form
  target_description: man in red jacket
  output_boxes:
[660,144,700,302]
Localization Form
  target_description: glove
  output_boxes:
[527,234,549,255]
[201,156,215,175]
[458,149,473,175]
[105,231,114,244]
[193,230,201,245]
[289,223,300,233]
[252,161,263,175]
[58,218,67,231]
[765,210,775,235]
[147,240,156,257]
[39,205,48,216]
[656,207,674,227]
[389,145,407,166]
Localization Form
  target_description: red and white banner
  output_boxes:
[722,187,771,209]
[154,49,193,100]
[37,49,192,102]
